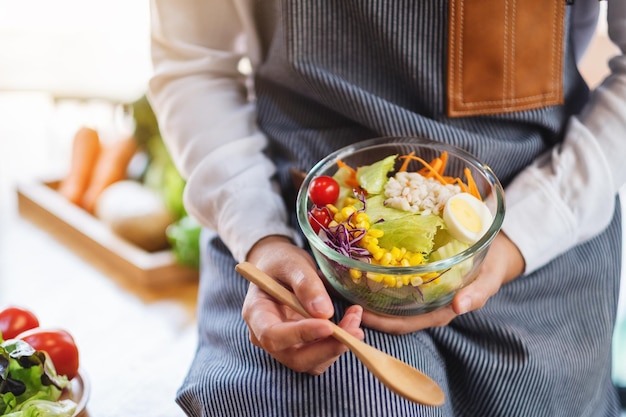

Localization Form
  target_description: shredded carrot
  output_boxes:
[451,177,468,193]
[398,154,449,186]
[464,167,481,199]
[398,151,415,172]
[438,152,448,175]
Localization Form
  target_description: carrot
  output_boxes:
[80,135,138,213]
[398,151,415,172]
[398,154,449,186]
[337,159,361,189]
[438,151,448,175]
[464,167,482,200]
[58,127,102,205]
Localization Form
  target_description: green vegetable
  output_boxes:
[355,154,396,195]
[370,213,443,254]
[166,216,202,268]
[364,193,443,254]
[2,399,76,417]
[0,340,71,416]
[131,94,187,221]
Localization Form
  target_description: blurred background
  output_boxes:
[0,1,624,416]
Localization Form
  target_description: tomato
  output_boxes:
[18,328,80,380]
[0,306,40,340]
[308,176,340,206]
[308,206,333,233]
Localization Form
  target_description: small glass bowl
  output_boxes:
[296,137,505,316]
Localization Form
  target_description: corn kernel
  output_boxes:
[401,275,410,286]
[341,206,356,218]
[380,252,393,266]
[367,272,383,282]
[383,275,396,287]
[349,268,362,282]
[411,275,423,286]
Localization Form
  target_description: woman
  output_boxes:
[148,0,626,415]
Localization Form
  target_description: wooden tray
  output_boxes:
[16,180,199,287]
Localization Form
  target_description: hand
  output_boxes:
[362,232,525,334]
[242,236,365,375]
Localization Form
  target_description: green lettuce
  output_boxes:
[0,340,70,416]
[2,399,76,417]
[365,194,443,254]
[355,154,396,195]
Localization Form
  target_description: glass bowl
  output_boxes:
[296,137,505,316]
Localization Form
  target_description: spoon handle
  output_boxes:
[236,262,311,318]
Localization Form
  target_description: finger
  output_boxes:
[252,248,335,320]
[337,305,365,341]
[244,284,336,350]
[452,268,502,315]
[361,304,457,334]
[247,316,350,374]
[286,266,335,319]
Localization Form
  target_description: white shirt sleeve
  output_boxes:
[501,0,626,273]
[147,0,301,263]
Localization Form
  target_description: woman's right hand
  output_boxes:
[243,236,365,375]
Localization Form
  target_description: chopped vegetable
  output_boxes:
[0,339,71,416]
[306,150,493,291]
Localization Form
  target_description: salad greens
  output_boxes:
[0,339,75,417]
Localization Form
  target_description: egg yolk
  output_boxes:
[448,197,482,233]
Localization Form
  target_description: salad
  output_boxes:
[305,150,493,300]
[0,307,80,417]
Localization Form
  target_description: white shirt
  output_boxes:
[148,0,626,273]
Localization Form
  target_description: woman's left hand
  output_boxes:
[361,232,525,334]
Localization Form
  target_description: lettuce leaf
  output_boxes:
[355,154,396,195]
[2,399,76,417]
[0,340,69,416]
[371,213,443,254]
[365,193,443,254]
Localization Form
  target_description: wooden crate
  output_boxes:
[16,180,198,287]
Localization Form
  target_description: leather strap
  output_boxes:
[447,0,566,117]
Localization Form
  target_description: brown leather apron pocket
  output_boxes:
[447,0,566,117]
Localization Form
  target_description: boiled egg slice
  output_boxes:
[443,192,493,245]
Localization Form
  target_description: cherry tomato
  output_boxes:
[0,306,40,340]
[18,328,80,380]
[308,176,340,206]
[308,206,333,233]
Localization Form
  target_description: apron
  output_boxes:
[176,1,623,416]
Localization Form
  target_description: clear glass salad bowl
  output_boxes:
[296,137,505,316]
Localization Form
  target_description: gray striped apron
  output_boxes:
[176,1,623,416]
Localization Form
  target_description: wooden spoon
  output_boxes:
[235,262,445,406]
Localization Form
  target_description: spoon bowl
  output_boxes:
[235,262,445,406]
